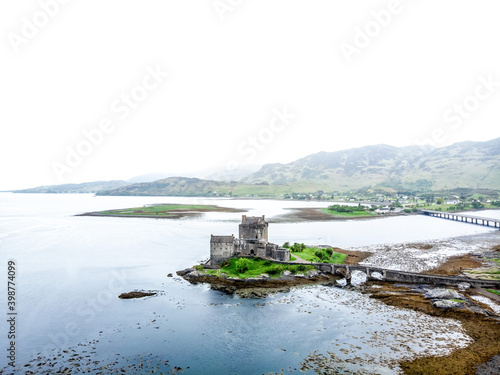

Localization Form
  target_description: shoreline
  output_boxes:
[177,267,341,298]
[363,281,500,375]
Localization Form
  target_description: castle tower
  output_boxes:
[239,215,268,242]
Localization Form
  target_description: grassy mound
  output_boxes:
[206,258,316,279]
[284,243,347,264]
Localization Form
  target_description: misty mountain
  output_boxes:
[127,173,172,183]
[96,177,245,196]
[87,138,500,197]
[12,180,130,194]
[241,138,500,191]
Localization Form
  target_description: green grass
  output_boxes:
[290,255,297,261]
[205,258,316,279]
[292,247,347,264]
[450,299,466,303]
[486,289,500,296]
[321,208,375,217]
[98,204,219,216]
[490,258,500,267]
[469,269,500,275]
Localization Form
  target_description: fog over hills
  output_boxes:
[12,138,500,195]
[241,138,500,191]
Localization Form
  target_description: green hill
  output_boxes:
[242,138,500,191]
[96,138,500,196]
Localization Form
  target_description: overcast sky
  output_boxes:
[1,0,500,190]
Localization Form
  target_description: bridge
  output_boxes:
[419,209,500,229]
[274,259,500,288]
[314,263,500,289]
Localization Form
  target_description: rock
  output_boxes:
[424,288,464,300]
[176,268,194,277]
[118,291,156,299]
[167,273,173,277]
[236,289,269,298]
[433,300,464,309]
[282,271,292,276]
[259,273,270,279]
[185,270,204,278]
[307,270,319,277]
[236,287,291,298]
[210,284,237,294]
[457,282,471,291]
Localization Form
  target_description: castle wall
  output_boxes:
[210,216,289,265]
[266,243,290,262]
[210,235,235,265]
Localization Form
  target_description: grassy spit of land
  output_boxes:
[77,204,246,218]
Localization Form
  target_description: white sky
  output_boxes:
[1,0,500,190]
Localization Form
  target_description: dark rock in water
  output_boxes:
[176,268,194,277]
[167,273,173,277]
[118,291,156,299]
[236,287,290,298]
[210,284,237,294]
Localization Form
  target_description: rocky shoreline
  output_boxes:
[177,267,341,298]
[362,281,500,375]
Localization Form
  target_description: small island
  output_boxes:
[77,203,246,219]
[178,215,356,297]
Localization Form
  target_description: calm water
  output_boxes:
[1,193,499,374]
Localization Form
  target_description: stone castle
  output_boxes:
[210,215,290,265]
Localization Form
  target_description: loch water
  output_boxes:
[1,193,499,374]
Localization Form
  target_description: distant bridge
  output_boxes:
[419,209,500,230]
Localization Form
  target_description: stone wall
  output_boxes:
[210,235,235,265]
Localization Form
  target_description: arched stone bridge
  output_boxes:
[278,261,500,289]
[316,263,500,288]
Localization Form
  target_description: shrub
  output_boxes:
[314,249,330,262]
[290,242,306,252]
[267,265,284,275]
[194,265,204,271]
[235,258,252,273]
[297,264,306,272]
